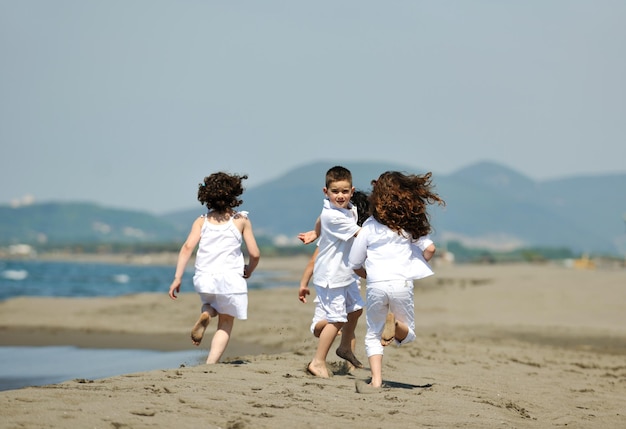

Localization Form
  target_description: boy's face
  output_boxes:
[323,179,354,210]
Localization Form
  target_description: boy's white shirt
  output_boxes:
[312,198,360,288]
[349,217,434,283]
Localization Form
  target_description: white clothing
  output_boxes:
[192,212,249,319]
[198,292,248,320]
[313,284,349,324]
[313,199,360,289]
[310,279,364,333]
[345,281,364,314]
[364,280,416,357]
[348,217,434,282]
[348,216,434,356]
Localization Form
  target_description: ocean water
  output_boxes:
[0,346,206,391]
[0,259,287,302]
[0,259,292,392]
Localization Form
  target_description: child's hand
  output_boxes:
[298,230,318,244]
[298,284,310,303]
[243,265,252,278]
[168,279,181,300]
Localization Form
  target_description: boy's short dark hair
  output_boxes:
[325,166,352,188]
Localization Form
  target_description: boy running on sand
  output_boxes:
[298,190,370,371]
[299,166,364,378]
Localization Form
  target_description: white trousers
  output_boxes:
[365,280,416,357]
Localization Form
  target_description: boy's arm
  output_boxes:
[298,217,321,244]
[298,248,318,303]
[324,211,360,242]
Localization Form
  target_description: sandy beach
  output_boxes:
[1,257,625,428]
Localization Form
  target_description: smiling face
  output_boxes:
[323,179,354,210]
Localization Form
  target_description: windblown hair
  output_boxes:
[325,165,352,188]
[351,190,370,227]
[370,171,445,240]
[197,172,248,212]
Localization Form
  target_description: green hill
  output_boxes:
[1,161,625,256]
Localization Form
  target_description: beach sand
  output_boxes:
[1,257,625,428]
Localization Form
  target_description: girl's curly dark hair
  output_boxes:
[197,172,248,212]
[370,171,445,240]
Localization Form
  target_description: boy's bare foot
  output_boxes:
[336,347,363,369]
[306,361,331,378]
[381,312,396,346]
[191,311,211,345]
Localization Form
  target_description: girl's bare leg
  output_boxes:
[394,319,409,343]
[203,303,218,317]
[191,312,211,345]
[308,322,343,378]
[191,304,219,345]
[368,354,384,388]
[206,314,234,364]
[381,313,410,346]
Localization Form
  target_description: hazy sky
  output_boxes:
[2,1,625,213]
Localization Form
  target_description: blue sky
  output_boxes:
[1,1,625,213]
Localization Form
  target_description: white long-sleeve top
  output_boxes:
[348,217,434,283]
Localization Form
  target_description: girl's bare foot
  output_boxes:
[306,361,331,378]
[381,312,396,346]
[191,311,211,345]
[336,347,363,369]
[355,380,383,394]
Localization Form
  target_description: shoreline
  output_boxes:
[1,262,625,428]
[0,327,285,355]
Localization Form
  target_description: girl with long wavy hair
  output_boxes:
[349,171,445,390]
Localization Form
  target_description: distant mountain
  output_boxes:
[0,202,181,245]
[441,161,625,253]
[1,161,625,255]
[163,161,429,240]
[166,161,626,255]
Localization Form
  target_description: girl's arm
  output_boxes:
[169,217,203,299]
[353,267,367,279]
[423,243,436,262]
[348,228,367,276]
[242,218,260,278]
